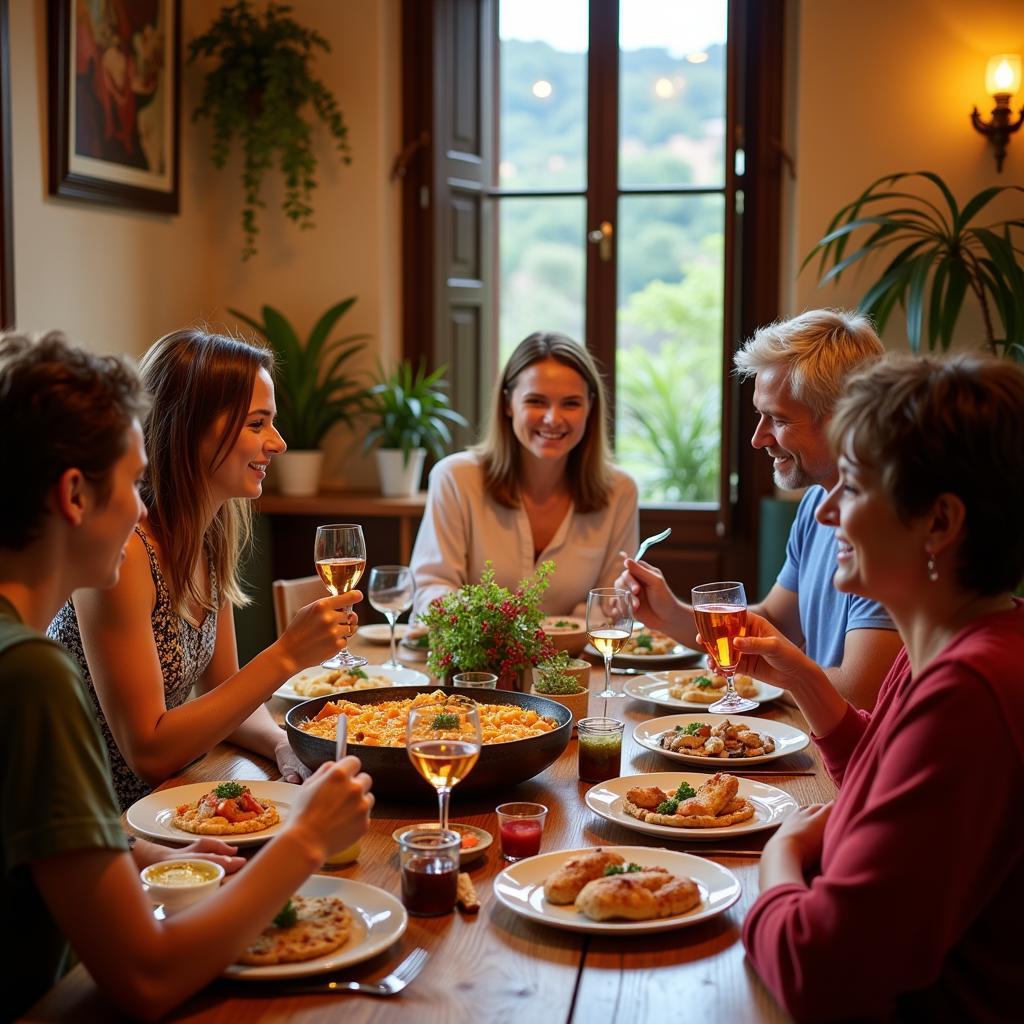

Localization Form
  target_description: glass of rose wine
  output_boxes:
[406,701,482,831]
[691,581,757,714]
[586,587,633,701]
[314,523,367,670]
[368,565,415,669]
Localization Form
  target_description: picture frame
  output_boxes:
[47,0,180,214]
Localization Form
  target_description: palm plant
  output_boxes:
[230,298,367,449]
[362,361,468,466]
[804,171,1024,360]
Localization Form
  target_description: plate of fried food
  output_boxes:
[584,625,703,666]
[633,713,809,766]
[225,874,408,979]
[274,663,430,702]
[126,781,295,847]
[623,668,785,710]
[585,771,798,841]
[492,845,741,934]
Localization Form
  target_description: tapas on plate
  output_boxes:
[633,713,809,766]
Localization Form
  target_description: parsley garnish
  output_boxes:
[214,782,244,799]
[432,712,460,730]
[349,667,368,680]
[656,798,680,814]
[604,862,643,876]
[674,781,696,800]
[553,620,574,628]
[634,632,653,649]
[272,900,297,928]
[694,676,713,689]
[674,721,703,736]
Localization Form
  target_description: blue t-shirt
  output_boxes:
[776,487,896,667]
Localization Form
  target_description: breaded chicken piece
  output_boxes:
[543,848,625,904]
[624,786,669,810]
[676,771,738,817]
[575,870,701,921]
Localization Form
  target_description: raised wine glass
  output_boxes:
[406,700,482,831]
[587,587,633,704]
[368,565,415,669]
[691,581,758,714]
[314,524,367,670]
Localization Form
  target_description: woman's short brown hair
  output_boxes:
[473,332,613,512]
[0,331,147,550]
[139,328,274,613]
[830,353,1024,596]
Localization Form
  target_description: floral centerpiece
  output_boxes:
[419,561,557,689]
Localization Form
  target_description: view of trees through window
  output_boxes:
[497,2,727,503]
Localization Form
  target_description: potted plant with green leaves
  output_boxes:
[230,297,367,495]
[804,171,1024,359]
[362,361,468,496]
[530,651,591,730]
[188,1,352,260]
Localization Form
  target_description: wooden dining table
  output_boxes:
[28,638,833,1022]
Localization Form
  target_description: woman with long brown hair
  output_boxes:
[410,331,638,617]
[49,328,360,808]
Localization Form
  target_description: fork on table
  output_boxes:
[262,947,429,997]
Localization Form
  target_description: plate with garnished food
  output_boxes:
[585,771,797,842]
[225,875,407,979]
[623,668,784,709]
[274,663,429,703]
[633,714,809,766]
[584,625,703,666]
[493,845,741,934]
[127,781,296,847]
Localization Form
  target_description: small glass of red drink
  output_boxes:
[495,802,548,861]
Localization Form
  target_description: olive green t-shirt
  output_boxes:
[0,596,127,1020]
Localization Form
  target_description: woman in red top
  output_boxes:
[732,354,1024,1021]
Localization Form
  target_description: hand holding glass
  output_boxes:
[587,587,633,700]
[406,701,482,831]
[368,565,415,668]
[691,581,758,713]
[314,524,367,670]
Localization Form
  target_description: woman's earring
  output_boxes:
[926,552,939,582]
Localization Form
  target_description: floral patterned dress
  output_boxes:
[48,527,218,810]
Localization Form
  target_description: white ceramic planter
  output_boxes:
[273,450,324,497]
[376,447,426,497]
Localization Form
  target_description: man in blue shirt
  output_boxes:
[619,310,903,709]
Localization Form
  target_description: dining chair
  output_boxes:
[271,575,328,636]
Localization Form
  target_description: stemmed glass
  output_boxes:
[368,565,415,669]
[406,700,482,831]
[586,587,633,705]
[314,524,367,670]
[691,581,758,714]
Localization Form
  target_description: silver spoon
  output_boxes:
[633,527,671,563]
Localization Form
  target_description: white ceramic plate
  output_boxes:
[585,771,798,842]
[492,845,741,934]
[389,822,493,865]
[584,629,703,667]
[623,669,785,710]
[224,874,408,980]
[357,623,411,645]
[633,713,810,766]
[273,664,430,703]
[126,781,296,847]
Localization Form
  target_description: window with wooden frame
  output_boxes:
[400,0,784,593]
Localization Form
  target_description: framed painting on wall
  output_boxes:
[47,0,180,214]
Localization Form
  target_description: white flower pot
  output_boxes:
[273,450,324,497]
[375,448,426,497]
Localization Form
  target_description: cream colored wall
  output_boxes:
[784,0,1024,351]
[8,0,402,487]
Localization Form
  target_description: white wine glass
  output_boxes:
[406,701,482,830]
[691,581,758,714]
[314,524,367,670]
[586,587,633,705]
[368,565,415,669]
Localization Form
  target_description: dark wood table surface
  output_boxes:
[29,640,830,1022]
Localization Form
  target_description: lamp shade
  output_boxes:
[985,54,1022,97]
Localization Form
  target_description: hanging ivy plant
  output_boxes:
[188,1,351,259]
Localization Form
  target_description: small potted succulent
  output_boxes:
[419,561,557,690]
[362,360,468,497]
[531,651,591,730]
[230,297,367,496]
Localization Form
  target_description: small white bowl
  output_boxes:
[141,858,224,917]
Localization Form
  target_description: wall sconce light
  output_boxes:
[971,54,1023,172]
